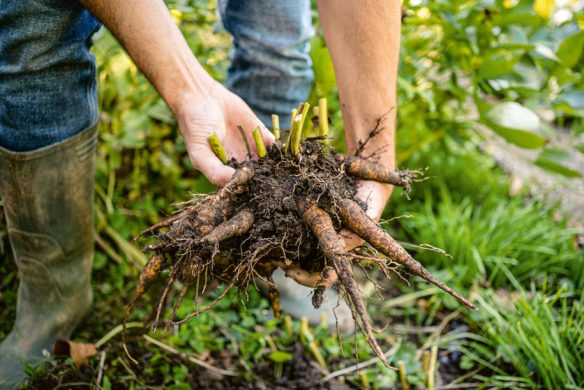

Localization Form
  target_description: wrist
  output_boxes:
[345,116,396,170]
[165,65,219,122]
[174,85,225,129]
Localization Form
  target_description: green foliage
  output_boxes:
[557,30,584,68]
[1,0,583,389]
[398,190,581,288]
[469,283,584,389]
[483,102,546,148]
[397,0,584,176]
[387,131,581,291]
[535,147,583,177]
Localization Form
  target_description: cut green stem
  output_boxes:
[208,132,227,164]
[287,102,310,156]
[284,108,298,150]
[272,114,281,140]
[427,346,438,390]
[398,361,410,390]
[284,315,293,337]
[290,108,298,131]
[252,126,267,158]
[318,97,329,144]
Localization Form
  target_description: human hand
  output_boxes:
[339,112,396,251]
[273,261,338,289]
[340,180,393,250]
[275,180,392,288]
[274,178,392,289]
[176,81,274,186]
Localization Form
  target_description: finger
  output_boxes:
[341,181,392,250]
[275,261,338,288]
[188,145,235,187]
[225,127,254,161]
[339,228,365,251]
[354,180,393,221]
[259,123,275,146]
[237,112,275,151]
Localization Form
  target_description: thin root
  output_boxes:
[297,198,396,370]
[338,198,476,310]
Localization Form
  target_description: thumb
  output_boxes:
[188,145,235,187]
[355,181,392,221]
[259,123,275,146]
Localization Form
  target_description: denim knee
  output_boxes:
[218,0,315,126]
[0,1,101,152]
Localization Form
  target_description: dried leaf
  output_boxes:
[53,339,98,367]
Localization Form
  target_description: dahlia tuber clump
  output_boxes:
[126,101,475,369]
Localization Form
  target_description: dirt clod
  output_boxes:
[128,134,474,368]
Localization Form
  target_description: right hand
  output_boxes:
[176,81,275,186]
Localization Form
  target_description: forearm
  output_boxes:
[78,0,214,118]
[317,0,400,168]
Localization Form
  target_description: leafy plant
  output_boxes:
[396,187,582,289]
[2,0,583,389]
[468,282,584,389]
[398,0,584,177]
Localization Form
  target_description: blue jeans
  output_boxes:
[0,0,314,152]
[218,0,314,126]
[0,1,101,152]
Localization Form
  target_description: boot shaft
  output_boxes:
[0,125,97,298]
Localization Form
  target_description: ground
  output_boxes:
[0,0,583,389]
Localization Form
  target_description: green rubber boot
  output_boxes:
[0,125,97,389]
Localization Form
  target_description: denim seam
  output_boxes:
[86,54,98,129]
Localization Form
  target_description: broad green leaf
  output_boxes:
[578,11,584,29]
[512,63,546,90]
[191,175,216,194]
[148,102,175,124]
[397,77,416,100]
[506,25,529,44]
[534,44,560,62]
[495,42,535,51]
[535,148,582,177]
[119,110,148,148]
[485,103,541,132]
[557,30,584,69]
[553,66,580,86]
[102,376,112,390]
[497,12,543,27]
[460,355,476,370]
[267,350,293,363]
[483,102,546,149]
[478,54,519,79]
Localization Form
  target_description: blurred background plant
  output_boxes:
[0,0,582,388]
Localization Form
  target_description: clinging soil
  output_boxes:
[127,107,476,369]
